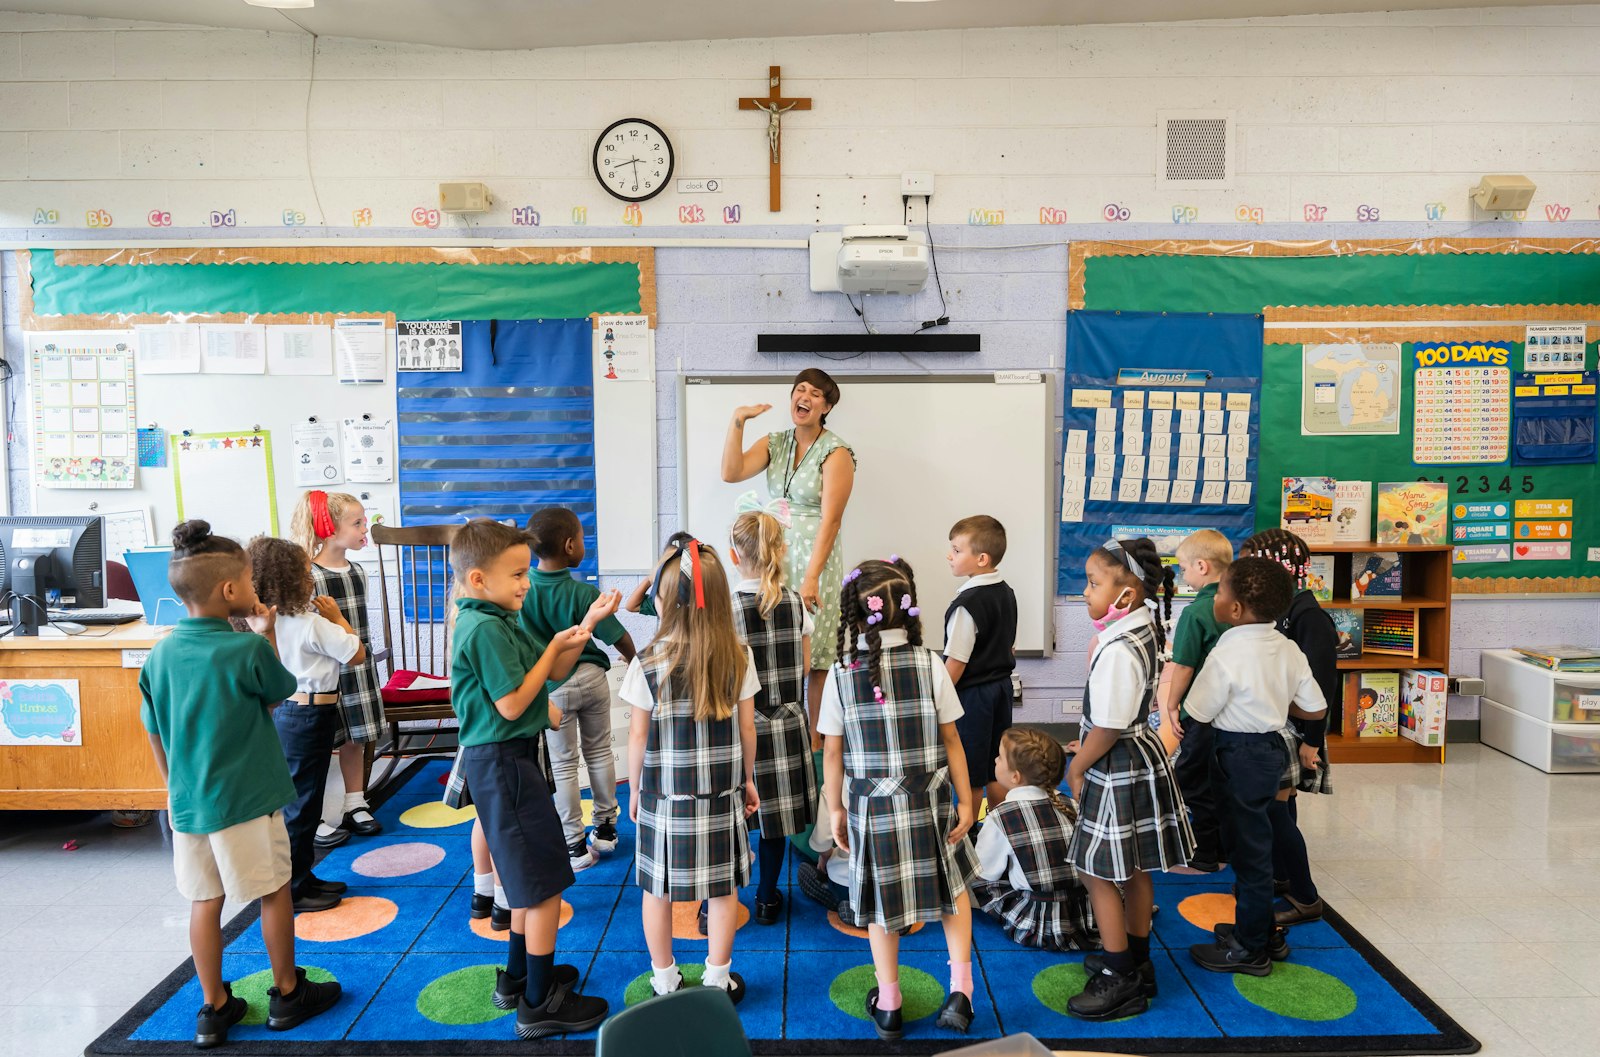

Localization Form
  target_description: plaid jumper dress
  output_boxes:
[837,643,979,932]
[312,562,386,746]
[732,587,816,837]
[1068,615,1195,882]
[634,658,751,901]
[972,796,1097,951]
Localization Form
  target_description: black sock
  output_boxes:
[1269,799,1319,905]
[1128,932,1150,964]
[1103,947,1136,976]
[524,950,555,1006]
[757,835,786,904]
[506,929,526,977]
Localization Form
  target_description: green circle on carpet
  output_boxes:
[623,963,705,1007]
[1032,963,1141,1022]
[417,964,510,1025]
[1234,963,1358,1021]
[233,966,337,1026]
[828,965,942,1023]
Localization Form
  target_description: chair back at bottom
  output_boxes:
[594,986,751,1057]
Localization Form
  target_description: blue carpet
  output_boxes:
[91,757,1478,1055]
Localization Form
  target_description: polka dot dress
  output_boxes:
[766,429,856,670]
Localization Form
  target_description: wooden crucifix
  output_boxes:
[738,65,811,213]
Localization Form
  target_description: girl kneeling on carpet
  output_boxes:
[821,557,979,1040]
[621,538,760,1003]
[972,727,1098,952]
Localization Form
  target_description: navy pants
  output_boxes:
[1175,718,1231,864]
[274,700,341,896]
[1213,730,1286,954]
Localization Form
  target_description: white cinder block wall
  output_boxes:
[3,6,1600,726]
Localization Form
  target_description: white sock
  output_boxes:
[650,962,682,996]
[344,792,370,813]
[702,960,732,990]
[493,885,507,908]
[474,872,494,898]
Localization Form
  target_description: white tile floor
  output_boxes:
[1,744,1597,1056]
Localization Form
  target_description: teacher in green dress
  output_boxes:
[721,368,856,747]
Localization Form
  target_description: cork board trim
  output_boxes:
[1264,304,1600,345]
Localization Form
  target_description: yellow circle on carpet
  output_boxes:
[400,801,477,829]
[294,896,398,942]
[467,900,573,941]
[581,798,593,826]
[1179,891,1236,931]
[828,911,924,939]
[671,900,749,940]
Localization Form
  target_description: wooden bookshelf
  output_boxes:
[1309,542,1452,764]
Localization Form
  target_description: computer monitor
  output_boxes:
[0,515,106,636]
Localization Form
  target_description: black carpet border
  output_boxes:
[85,759,1481,1057]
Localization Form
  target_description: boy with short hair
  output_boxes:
[1183,557,1327,976]
[944,514,1019,814]
[1162,528,1234,872]
[521,505,636,872]
[140,520,341,1049]
[450,518,619,1038]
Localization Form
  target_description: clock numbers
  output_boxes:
[594,118,674,203]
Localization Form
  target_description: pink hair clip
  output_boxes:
[866,596,883,612]
[873,685,886,704]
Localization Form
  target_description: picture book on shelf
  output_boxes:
[1377,481,1448,545]
[1282,476,1336,544]
[1352,671,1399,738]
[1330,609,1364,659]
[1333,480,1373,543]
[1352,551,1403,599]
[1400,669,1447,747]
[1305,554,1335,602]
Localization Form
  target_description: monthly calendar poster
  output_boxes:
[27,331,137,489]
[1058,310,1264,595]
[1412,341,1511,465]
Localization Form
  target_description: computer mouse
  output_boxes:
[55,621,87,635]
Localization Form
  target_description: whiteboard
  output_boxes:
[679,374,1055,654]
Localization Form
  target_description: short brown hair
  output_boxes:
[951,514,1007,566]
[792,368,841,426]
[450,519,530,580]
[1177,528,1233,568]
[167,519,246,604]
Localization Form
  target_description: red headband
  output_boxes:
[307,490,337,539]
[687,539,706,609]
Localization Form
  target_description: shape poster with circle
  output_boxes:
[27,331,138,489]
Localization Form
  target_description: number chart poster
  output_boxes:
[1413,341,1512,465]
[1059,310,1263,595]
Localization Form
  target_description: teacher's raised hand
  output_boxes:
[733,403,773,425]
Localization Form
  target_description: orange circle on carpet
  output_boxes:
[294,896,398,942]
[1178,891,1236,931]
[467,900,573,941]
[827,911,924,939]
[671,901,749,940]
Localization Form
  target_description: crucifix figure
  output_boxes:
[738,65,811,213]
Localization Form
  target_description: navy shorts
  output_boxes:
[955,677,1014,787]
[460,736,574,909]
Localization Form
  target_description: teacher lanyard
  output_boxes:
[782,432,821,499]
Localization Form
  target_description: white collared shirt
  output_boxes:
[974,786,1067,891]
[1085,606,1157,731]
[816,628,963,736]
[733,578,815,638]
[274,612,361,695]
[943,571,1005,664]
[618,644,762,714]
[1184,622,1328,733]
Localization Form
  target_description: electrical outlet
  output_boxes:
[901,171,934,196]
[1061,698,1082,715]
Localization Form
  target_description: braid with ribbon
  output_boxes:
[840,557,922,706]
[1241,528,1311,589]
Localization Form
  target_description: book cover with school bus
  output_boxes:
[1282,476,1336,544]
[1377,481,1448,545]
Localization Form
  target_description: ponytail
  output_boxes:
[730,511,787,618]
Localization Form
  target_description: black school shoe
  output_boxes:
[266,967,343,1030]
[303,873,347,896]
[590,820,619,854]
[798,863,841,912]
[470,893,493,919]
[341,808,383,837]
[936,992,974,1033]
[291,888,341,913]
[1189,934,1273,977]
[707,972,746,1006]
[754,890,784,925]
[1215,922,1291,961]
[1068,965,1149,1021]
[494,964,577,1011]
[490,904,511,931]
[1082,954,1157,998]
[313,824,351,849]
[194,984,248,1049]
[515,978,607,1039]
[866,987,903,1041]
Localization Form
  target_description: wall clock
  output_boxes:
[593,118,674,202]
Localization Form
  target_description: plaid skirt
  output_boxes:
[1279,726,1335,795]
[752,700,816,838]
[972,878,1097,952]
[846,768,979,933]
[332,655,385,746]
[635,788,750,901]
[442,753,472,809]
[1068,726,1195,882]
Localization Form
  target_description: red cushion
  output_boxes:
[381,669,453,706]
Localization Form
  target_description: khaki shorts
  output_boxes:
[173,810,292,903]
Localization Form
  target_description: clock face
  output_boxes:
[593,118,674,203]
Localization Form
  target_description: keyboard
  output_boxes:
[49,608,143,626]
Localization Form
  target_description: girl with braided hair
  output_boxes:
[1067,537,1193,1021]
[819,556,980,1039]
[1240,529,1334,930]
[972,727,1098,952]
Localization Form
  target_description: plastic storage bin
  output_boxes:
[1481,697,1600,773]
[1481,649,1600,724]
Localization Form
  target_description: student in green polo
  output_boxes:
[1160,528,1234,873]
[449,518,620,1039]
[139,520,341,1049]
[521,506,636,873]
